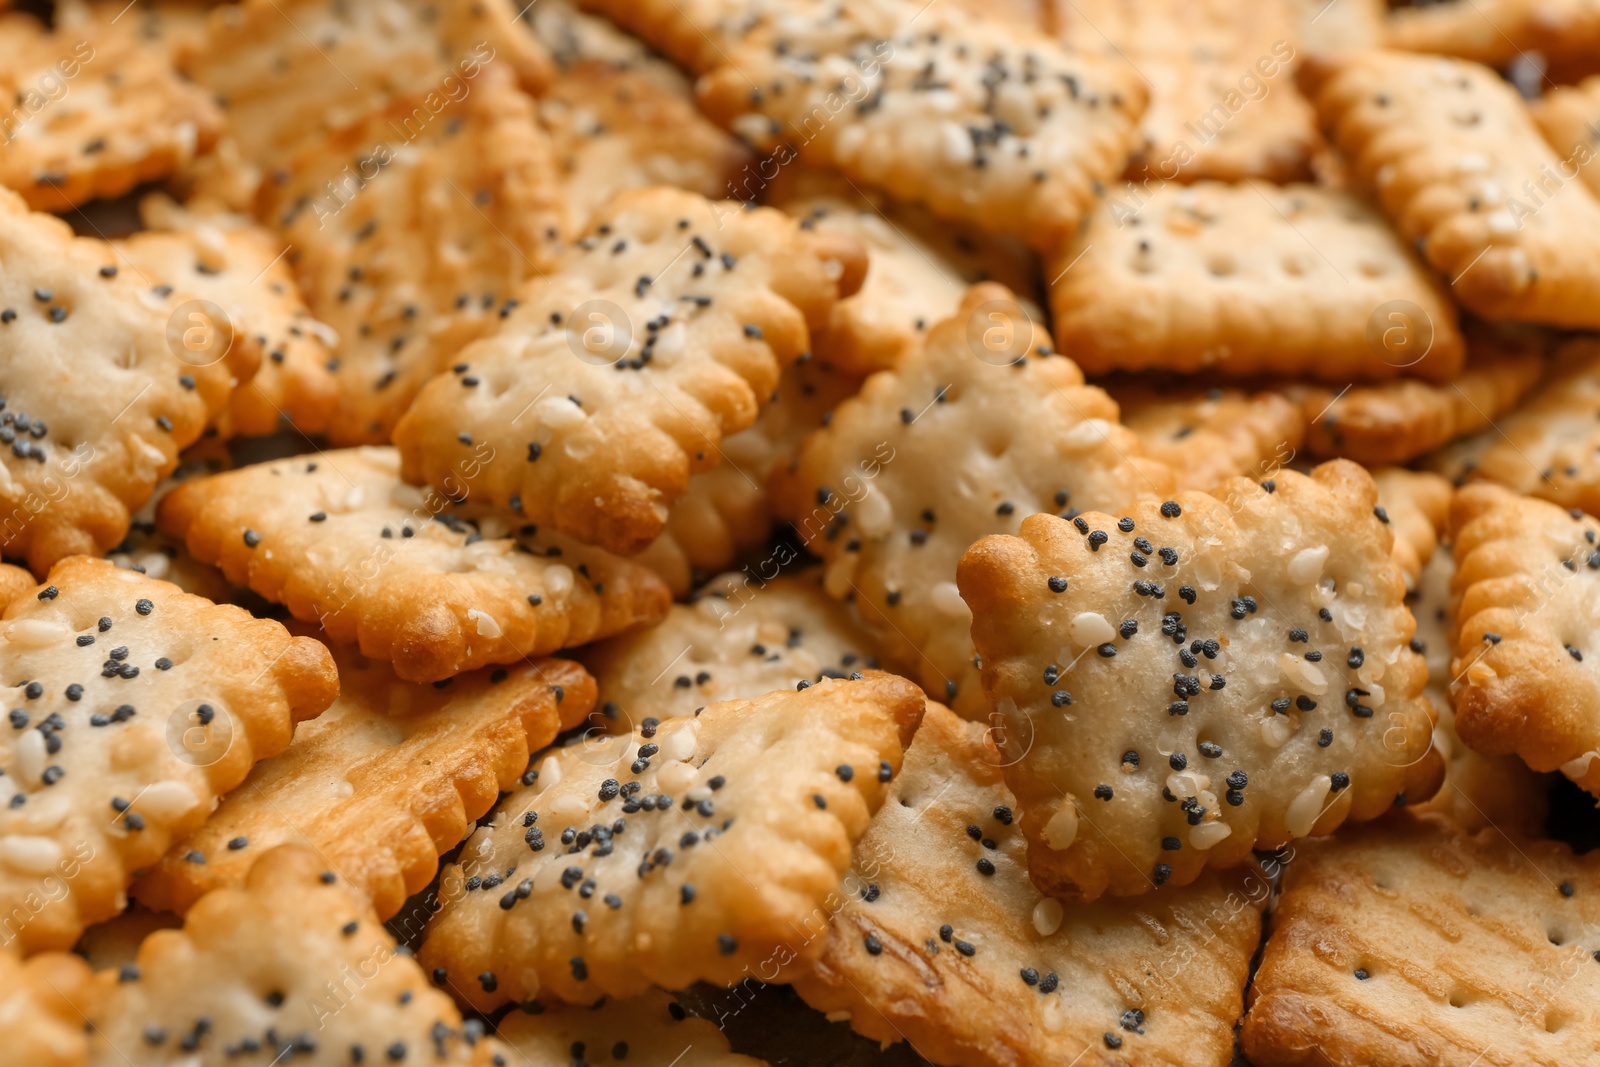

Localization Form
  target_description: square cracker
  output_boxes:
[1300,51,1600,329]
[1532,75,1600,201]
[1241,812,1600,1067]
[792,703,1264,1067]
[1107,382,1307,492]
[133,640,594,921]
[0,557,337,954]
[959,460,1444,901]
[392,185,867,556]
[417,673,924,1008]
[1049,180,1464,383]
[776,284,1173,720]
[155,446,672,683]
[497,989,767,1066]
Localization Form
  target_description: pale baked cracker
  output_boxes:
[54,0,210,63]
[0,188,252,577]
[1286,0,1386,55]
[1108,382,1307,492]
[0,950,95,1067]
[418,672,924,1008]
[530,0,692,91]
[1241,812,1600,1067]
[107,441,233,603]
[792,703,1263,1067]
[72,903,181,973]
[86,844,498,1066]
[1301,51,1600,329]
[959,460,1443,901]
[156,447,672,683]
[0,557,337,954]
[498,989,768,1066]
[1386,0,1600,82]
[1373,467,1453,592]
[0,10,221,212]
[1533,76,1600,201]
[778,284,1173,719]
[263,66,568,446]
[569,0,757,75]
[1050,180,1464,383]
[580,570,882,734]
[393,185,867,556]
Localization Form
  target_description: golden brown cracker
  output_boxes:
[72,903,181,974]
[1109,382,1306,492]
[157,447,671,683]
[1533,75,1600,201]
[1241,812,1600,1067]
[1286,0,1386,55]
[418,673,924,1008]
[531,0,692,89]
[498,989,769,1066]
[0,557,337,954]
[570,0,754,75]
[1386,0,1600,82]
[106,443,232,604]
[1373,466,1453,591]
[0,563,35,608]
[1050,180,1464,383]
[0,950,95,1067]
[960,461,1443,901]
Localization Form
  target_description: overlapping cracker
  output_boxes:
[0,557,337,953]
[72,903,181,973]
[960,461,1443,901]
[570,0,756,75]
[778,284,1173,719]
[1533,76,1600,201]
[262,66,568,446]
[1286,0,1385,55]
[1448,483,1600,799]
[530,0,691,87]
[1373,467,1453,591]
[0,950,95,1067]
[106,443,232,603]
[0,563,35,607]
[393,186,866,556]
[418,673,924,1008]
[498,989,768,1066]
[1050,180,1464,383]
[581,571,881,734]
[792,703,1264,1067]
[0,188,253,576]
[1241,812,1600,1067]
[54,0,210,63]
[1386,0,1600,83]
[156,447,671,683]
[1109,382,1306,492]
[1301,51,1600,329]
[86,844,498,1066]
[0,10,221,212]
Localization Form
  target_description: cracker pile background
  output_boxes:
[1,0,1599,1064]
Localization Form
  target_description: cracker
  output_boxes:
[55,0,210,63]
[0,563,35,607]
[1050,180,1464,383]
[0,950,95,1067]
[792,703,1264,1067]
[581,570,882,734]
[776,284,1173,719]
[567,0,753,75]
[0,10,221,212]
[1240,812,1600,1067]
[1301,51,1600,329]
[1448,482,1600,798]
[1286,0,1385,55]
[262,67,568,446]
[530,0,691,88]
[1108,382,1307,492]
[85,844,498,1066]
[0,188,252,576]
[0,557,337,953]
[959,460,1444,901]
[156,446,672,683]
[1533,76,1600,201]
[498,989,768,1066]
[417,672,924,1008]
[1386,0,1600,82]
[392,186,867,556]
[107,442,233,603]
[72,903,181,973]
[1373,467,1453,592]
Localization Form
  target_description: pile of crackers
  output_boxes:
[4,0,1600,1063]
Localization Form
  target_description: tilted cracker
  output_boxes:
[1533,76,1600,201]
[1050,180,1464,383]
[418,673,924,1008]
[581,570,882,734]
[1108,382,1306,492]
[568,0,762,75]
[0,950,95,1067]
[792,703,1264,1067]
[85,844,498,1066]
[530,0,692,88]
[777,284,1173,719]
[54,0,209,63]
[1301,51,1600,329]
[262,67,568,446]
[1373,467,1453,592]
[1386,0,1600,83]
[73,903,181,973]
[0,10,221,212]
[497,989,768,1067]
[107,442,232,603]
[959,461,1443,901]
[1241,812,1600,1067]
[0,557,337,953]
[393,186,867,556]
[0,188,254,576]
[156,447,672,683]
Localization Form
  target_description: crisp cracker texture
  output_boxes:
[497,989,769,1067]
[133,640,594,920]
[1050,180,1464,383]
[156,447,671,683]
[1448,482,1600,799]
[0,557,336,954]
[1533,76,1600,200]
[418,673,924,1008]
[85,844,498,1066]
[106,443,232,603]
[1386,0,1600,83]
[394,186,866,556]
[0,950,95,1067]
[530,0,692,87]
[792,703,1264,1067]
[1109,382,1306,492]
[960,461,1443,901]
[1301,50,1600,329]
[1241,812,1600,1067]
[1373,467,1453,592]
[779,284,1173,719]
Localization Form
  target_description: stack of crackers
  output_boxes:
[3,0,1600,1063]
